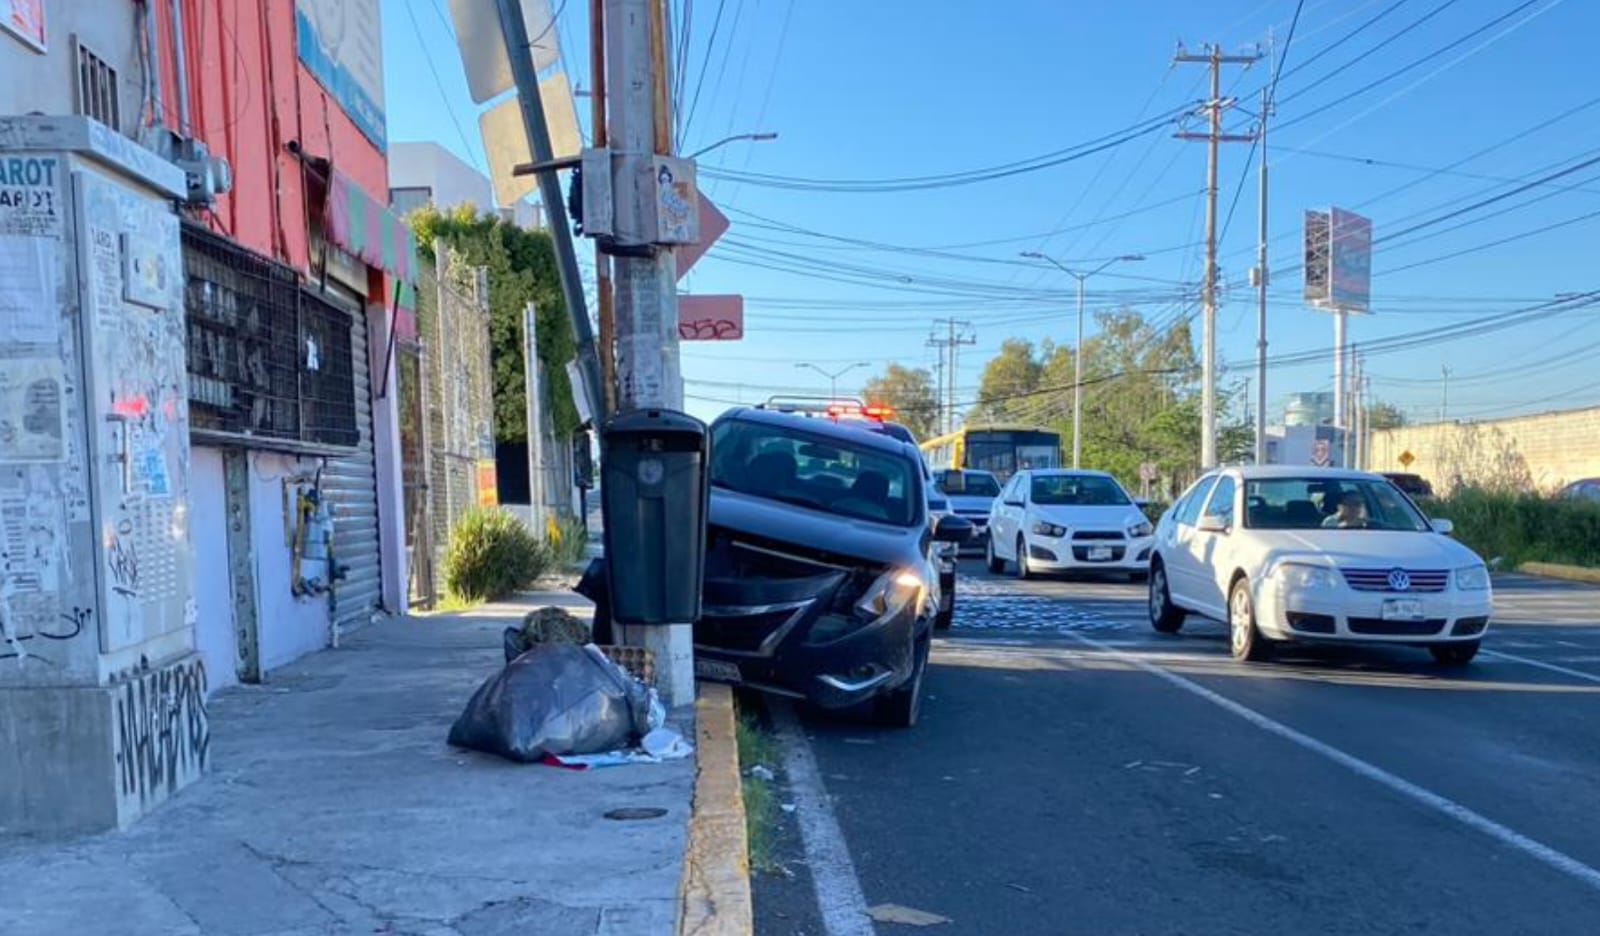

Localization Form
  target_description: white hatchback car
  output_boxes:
[986,470,1155,581]
[1148,466,1493,664]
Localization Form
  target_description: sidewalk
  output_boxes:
[0,592,693,936]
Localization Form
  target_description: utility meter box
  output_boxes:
[601,409,708,625]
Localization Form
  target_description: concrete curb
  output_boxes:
[1519,562,1600,585]
[677,682,754,936]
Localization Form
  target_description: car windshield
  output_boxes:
[940,473,1001,497]
[710,417,920,527]
[1245,477,1431,532]
[1031,474,1130,506]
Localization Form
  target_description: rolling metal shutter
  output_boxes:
[324,310,384,634]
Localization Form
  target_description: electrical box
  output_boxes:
[0,116,200,833]
[601,409,708,625]
[579,147,614,238]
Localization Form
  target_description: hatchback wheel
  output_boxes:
[1014,536,1032,580]
[1429,640,1479,666]
[1229,578,1269,662]
[1150,563,1185,634]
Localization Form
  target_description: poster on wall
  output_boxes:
[1,0,45,53]
[295,0,386,150]
[0,357,65,463]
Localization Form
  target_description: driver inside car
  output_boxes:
[1322,490,1369,529]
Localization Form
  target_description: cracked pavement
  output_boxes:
[0,596,692,936]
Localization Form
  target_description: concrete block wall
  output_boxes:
[1370,406,1600,493]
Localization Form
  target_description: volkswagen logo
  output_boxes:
[1387,569,1412,592]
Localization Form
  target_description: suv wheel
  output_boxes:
[878,635,930,728]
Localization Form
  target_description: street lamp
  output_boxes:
[1020,252,1145,469]
[795,361,871,401]
[687,132,779,160]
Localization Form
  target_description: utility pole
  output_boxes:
[1176,43,1262,470]
[929,320,975,434]
[603,0,692,705]
[524,303,547,539]
[590,0,618,413]
[1440,365,1452,422]
[1254,84,1270,465]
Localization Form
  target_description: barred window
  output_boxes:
[182,224,359,450]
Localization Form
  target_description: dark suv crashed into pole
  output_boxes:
[582,408,972,727]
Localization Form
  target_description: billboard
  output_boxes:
[296,0,387,151]
[1,0,44,52]
[1330,208,1372,313]
[1303,210,1330,306]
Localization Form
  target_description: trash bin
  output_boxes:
[601,409,709,625]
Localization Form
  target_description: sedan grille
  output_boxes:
[1071,530,1124,541]
[1347,617,1447,636]
[1340,568,1449,593]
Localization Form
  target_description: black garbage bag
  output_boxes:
[448,643,651,763]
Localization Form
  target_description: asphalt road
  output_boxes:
[752,567,1600,936]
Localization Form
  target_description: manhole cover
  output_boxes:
[604,807,668,821]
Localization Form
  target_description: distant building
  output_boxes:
[388,141,542,229]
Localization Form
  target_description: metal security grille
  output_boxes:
[323,304,383,635]
[75,41,120,130]
[182,224,358,449]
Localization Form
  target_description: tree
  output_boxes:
[1368,401,1408,432]
[408,205,580,442]
[861,365,940,440]
[973,338,1045,424]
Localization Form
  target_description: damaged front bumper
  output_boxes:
[694,570,922,710]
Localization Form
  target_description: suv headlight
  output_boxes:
[1276,563,1339,590]
[1127,520,1154,538]
[1455,564,1490,590]
[854,570,925,622]
[1032,521,1066,537]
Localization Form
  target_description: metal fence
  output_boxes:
[406,244,494,604]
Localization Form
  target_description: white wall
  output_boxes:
[366,306,409,613]
[189,447,238,694]
[388,141,494,214]
[249,452,331,672]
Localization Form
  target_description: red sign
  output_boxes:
[2,0,46,52]
[678,294,743,341]
[676,196,729,280]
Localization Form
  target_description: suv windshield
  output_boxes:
[1246,478,1430,532]
[711,417,920,526]
[1031,474,1130,506]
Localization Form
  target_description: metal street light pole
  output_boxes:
[687,132,778,160]
[1021,253,1144,468]
[795,361,871,401]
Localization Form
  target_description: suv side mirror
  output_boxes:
[933,514,975,544]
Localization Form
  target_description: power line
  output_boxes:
[679,0,728,144]
[401,0,485,171]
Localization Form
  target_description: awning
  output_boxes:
[326,168,419,286]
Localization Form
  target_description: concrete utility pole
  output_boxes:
[1441,364,1452,422]
[524,303,547,539]
[928,320,974,434]
[1176,43,1262,469]
[1254,85,1270,465]
[604,0,692,705]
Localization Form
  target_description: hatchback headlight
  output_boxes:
[1276,563,1339,590]
[854,569,925,622]
[1455,564,1490,591]
[1127,520,1154,538]
[1032,521,1066,537]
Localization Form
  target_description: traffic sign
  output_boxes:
[1139,462,1159,483]
[1398,450,1415,468]
[1311,439,1331,467]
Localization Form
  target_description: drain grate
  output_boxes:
[604,807,668,821]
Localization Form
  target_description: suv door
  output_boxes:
[1186,474,1238,618]
[1164,475,1218,607]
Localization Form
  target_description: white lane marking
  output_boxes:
[1065,631,1600,895]
[773,702,875,936]
[1482,649,1600,686]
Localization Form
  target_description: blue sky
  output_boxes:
[382,0,1600,429]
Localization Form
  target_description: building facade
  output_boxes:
[0,0,416,833]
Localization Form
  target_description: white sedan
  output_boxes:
[986,470,1156,581]
[1148,466,1493,664]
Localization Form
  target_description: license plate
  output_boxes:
[1382,598,1426,621]
[1088,546,1113,561]
[694,659,742,683]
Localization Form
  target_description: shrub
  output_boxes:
[1428,488,1600,569]
[546,514,590,568]
[442,508,552,602]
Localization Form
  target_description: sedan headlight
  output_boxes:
[1276,563,1339,590]
[1127,520,1154,538]
[1455,564,1490,590]
[854,569,925,622]
[1032,521,1067,537]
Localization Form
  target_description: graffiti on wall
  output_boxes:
[112,658,209,806]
